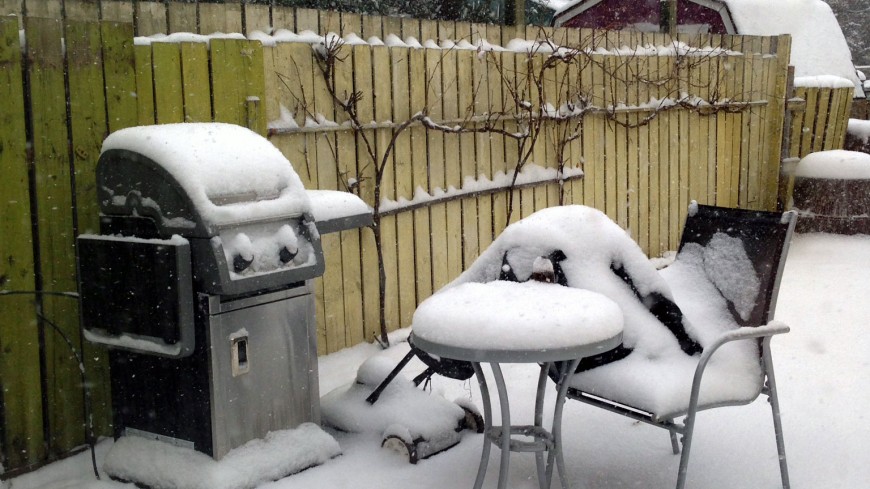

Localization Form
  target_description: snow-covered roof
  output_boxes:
[725,0,863,98]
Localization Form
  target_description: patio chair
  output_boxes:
[563,203,796,489]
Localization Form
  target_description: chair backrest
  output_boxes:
[677,204,797,326]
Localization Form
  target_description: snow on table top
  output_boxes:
[412,280,623,357]
[795,150,870,180]
[102,123,310,228]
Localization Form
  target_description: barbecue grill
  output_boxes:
[77,123,370,460]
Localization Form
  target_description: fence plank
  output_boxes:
[0,16,43,470]
[100,1,134,23]
[350,44,381,342]
[341,12,361,36]
[151,42,185,123]
[370,45,399,332]
[0,0,22,16]
[763,35,791,209]
[440,45,464,281]
[101,21,138,132]
[65,0,99,21]
[456,48,480,268]
[199,1,242,35]
[211,39,266,134]
[65,18,113,437]
[294,7,319,33]
[180,42,211,122]
[24,0,62,18]
[425,43,449,292]
[331,44,365,347]
[319,9,340,35]
[26,16,82,458]
[309,45,347,352]
[473,46,493,249]
[134,44,156,125]
[516,52,535,220]
[486,25,508,237]
[271,4,295,31]
[409,46,432,303]
[244,3,271,34]
[167,1,197,34]
[389,47,416,328]
[136,1,167,36]
[736,50,765,209]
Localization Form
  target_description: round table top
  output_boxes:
[411,280,624,363]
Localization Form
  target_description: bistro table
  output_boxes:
[411,280,624,489]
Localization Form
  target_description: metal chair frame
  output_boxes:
[566,204,797,489]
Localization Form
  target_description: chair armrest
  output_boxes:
[686,321,790,415]
[701,321,790,359]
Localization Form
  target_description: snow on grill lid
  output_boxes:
[101,123,310,227]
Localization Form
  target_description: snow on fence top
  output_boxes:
[133,28,743,59]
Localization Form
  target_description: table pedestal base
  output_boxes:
[472,358,582,489]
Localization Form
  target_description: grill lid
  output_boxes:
[99,123,311,236]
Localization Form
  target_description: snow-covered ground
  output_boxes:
[8,232,870,489]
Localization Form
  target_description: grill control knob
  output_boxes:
[233,254,253,273]
[279,246,298,264]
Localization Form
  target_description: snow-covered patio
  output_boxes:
[9,232,870,489]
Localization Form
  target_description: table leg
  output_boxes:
[535,363,551,489]
[550,358,583,489]
[491,363,512,489]
[472,362,492,489]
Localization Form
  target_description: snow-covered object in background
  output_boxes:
[102,424,340,489]
[450,205,700,359]
[449,205,761,418]
[848,119,870,144]
[101,123,311,229]
[793,75,857,90]
[726,0,863,98]
[321,356,467,442]
[795,150,870,180]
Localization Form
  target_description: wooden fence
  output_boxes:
[0,4,808,475]
[789,86,855,157]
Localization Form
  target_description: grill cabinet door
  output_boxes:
[207,287,319,459]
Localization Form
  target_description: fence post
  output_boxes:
[765,34,792,210]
